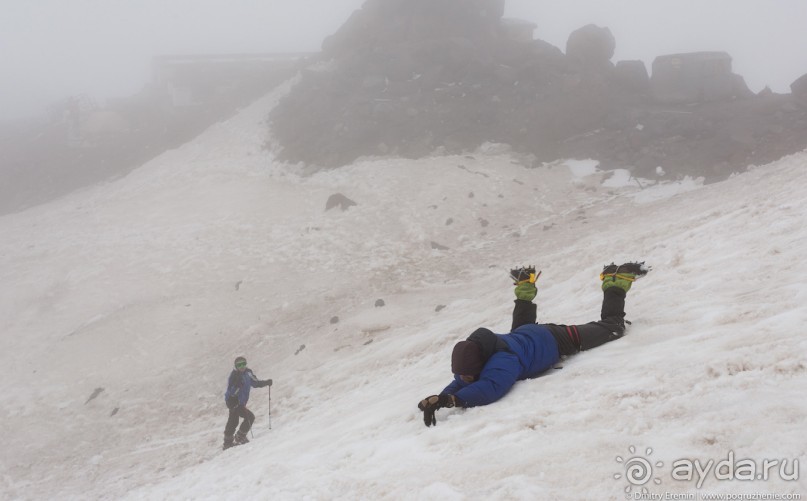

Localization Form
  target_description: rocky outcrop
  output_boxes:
[322,0,505,58]
[269,0,807,182]
[325,193,357,211]
[650,52,752,104]
[792,73,807,105]
[565,24,615,71]
[614,60,650,93]
[271,0,616,168]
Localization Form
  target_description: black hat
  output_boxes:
[451,341,484,375]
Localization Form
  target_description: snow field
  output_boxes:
[0,83,805,500]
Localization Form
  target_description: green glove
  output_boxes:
[514,282,537,301]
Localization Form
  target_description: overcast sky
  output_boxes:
[2,0,806,120]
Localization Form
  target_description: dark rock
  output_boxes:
[322,0,505,59]
[435,304,447,312]
[499,18,537,43]
[566,24,615,68]
[651,52,745,104]
[325,193,357,211]
[375,299,385,307]
[758,86,774,98]
[430,241,450,250]
[84,388,105,405]
[330,316,340,324]
[614,60,650,92]
[792,73,807,104]
[731,74,754,99]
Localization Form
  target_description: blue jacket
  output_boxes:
[224,368,269,407]
[441,324,560,407]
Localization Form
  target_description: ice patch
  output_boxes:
[601,169,634,188]
[631,176,704,204]
[564,158,600,178]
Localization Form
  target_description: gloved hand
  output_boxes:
[262,379,273,387]
[514,282,537,301]
[417,394,457,427]
[226,396,239,409]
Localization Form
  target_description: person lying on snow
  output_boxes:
[417,262,650,427]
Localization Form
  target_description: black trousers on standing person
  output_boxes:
[224,404,255,437]
[512,287,629,356]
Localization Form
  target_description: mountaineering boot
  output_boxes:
[600,262,650,293]
[223,434,235,451]
[234,431,250,445]
[511,265,541,301]
[510,265,539,285]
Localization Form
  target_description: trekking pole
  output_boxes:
[268,386,272,430]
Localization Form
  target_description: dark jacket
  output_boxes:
[511,297,581,356]
[440,299,567,407]
[224,368,269,408]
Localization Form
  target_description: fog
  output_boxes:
[2,0,806,121]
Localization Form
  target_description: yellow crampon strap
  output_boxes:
[517,271,541,284]
[599,272,637,282]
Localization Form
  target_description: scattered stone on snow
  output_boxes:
[325,193,357,212]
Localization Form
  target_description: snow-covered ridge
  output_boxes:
[1,85,804,500]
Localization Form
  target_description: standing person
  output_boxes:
[223,356,272,450]
[418,262,650,427]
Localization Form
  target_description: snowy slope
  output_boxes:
[1,82,805,501]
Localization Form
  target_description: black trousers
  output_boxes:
[224,405,255,436]
[545,287,628,356]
